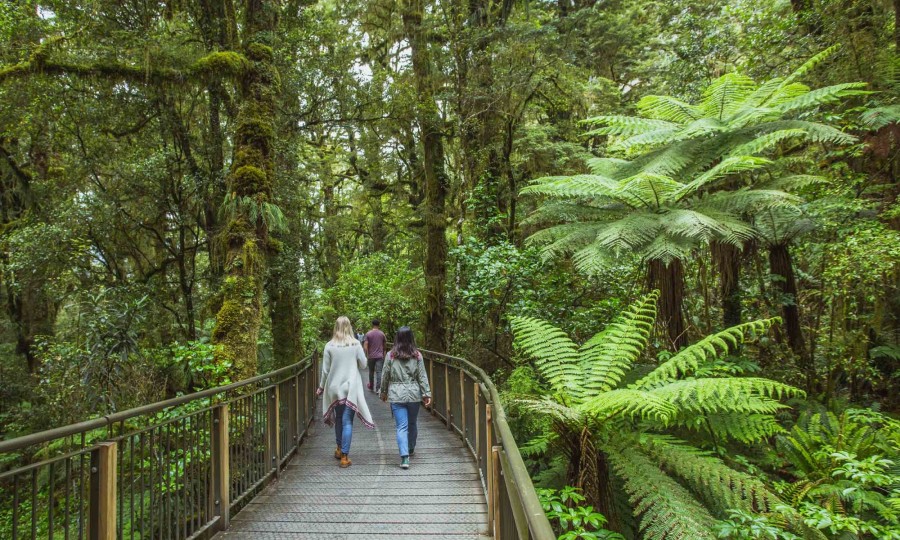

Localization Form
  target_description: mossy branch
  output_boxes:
[0,46,249,86]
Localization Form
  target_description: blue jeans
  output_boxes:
[333,404,355,454]
[390,402,420,457]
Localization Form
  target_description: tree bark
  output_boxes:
[403,0,449,351]
[712,240,742,328]
[212,0,280,379]
[648,258,687,350]
[768,244,810,375]
[267,277,303,367]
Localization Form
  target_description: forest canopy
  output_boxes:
[1,0,899,538]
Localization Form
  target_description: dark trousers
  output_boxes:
[367,357,384,389]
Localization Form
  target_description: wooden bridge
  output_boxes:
[0,349,554,540]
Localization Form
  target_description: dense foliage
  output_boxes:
[1,0,899,538]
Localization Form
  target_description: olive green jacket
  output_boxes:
[380,351,431,403]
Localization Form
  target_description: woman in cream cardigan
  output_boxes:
[316,316,375,467]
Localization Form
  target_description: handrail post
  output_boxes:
[89,441,117,540]
[294,373,302,447]
[428,357,435,417]
[485,404,494,532]
[491,445,501,540]
[211,404,230,532]
[445,363,451,430]
[268,386,280,476]
[474,382,480,467]
[459,370,466,439]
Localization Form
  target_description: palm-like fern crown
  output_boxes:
[512,293,813,539]
[522,46,865,270]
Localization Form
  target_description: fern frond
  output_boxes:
[753,120,857,145]
[579,291,658,395]
[674,156,771,200]
[637,95,702,124]
[583,116,678,138]
[639,234,695,265]
[727,129,808,157]
[514,397,584,425]
[775,45,841,93]
[700,73,757,120]
[775,82,869,114]
[685,412,785,443]
[642,435,784,514]
[698,189,801,214]
[607,446,718,539]
[860,104,900,129]
[510,317,581,397]
[756,174,825,191]
[521,174,620,199]
[635,318,781,388]
[581,388,677,423]
[652,378,800,417]
[586,157,631,177]
[614,127,682,151]
[663,209,755,244]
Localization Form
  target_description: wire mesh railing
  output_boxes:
[0,353,317,540]
[420,348,555,540]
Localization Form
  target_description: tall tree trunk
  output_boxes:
[267,277,303,367]
[648,259,687,350]
[212,0,280,379]
[403,0,449,351]
[1,139,56,372]
[768,244,811,377]
[712,241,742,328]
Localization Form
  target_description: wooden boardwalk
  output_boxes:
[215,369,491,539]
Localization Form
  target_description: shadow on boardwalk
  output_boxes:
[215,368,491,539]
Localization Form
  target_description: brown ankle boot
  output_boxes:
[334,445,342,460]
[340,453,351,468]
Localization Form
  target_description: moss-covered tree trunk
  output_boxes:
[212,0,280,379]
[649,258,687,350]
[403,0,449,351]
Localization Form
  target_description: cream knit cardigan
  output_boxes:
[319,340,375,429]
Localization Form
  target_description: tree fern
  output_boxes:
[511,293,803,537]
[524,53,860,293]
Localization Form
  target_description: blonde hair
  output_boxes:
[330,316,357,346]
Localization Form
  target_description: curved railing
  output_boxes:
[0,353,319,540]
[0,347,554,540]
[419,347,555,540]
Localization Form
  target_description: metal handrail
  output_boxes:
[0,359,312,454]
[418,347,555,540]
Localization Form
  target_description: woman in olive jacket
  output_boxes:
[380,326,432,469]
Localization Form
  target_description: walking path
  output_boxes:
[215,369,491,539]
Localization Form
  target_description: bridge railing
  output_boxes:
[420,348,555,540]
[0,352,318,540]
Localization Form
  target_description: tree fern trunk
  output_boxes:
[567,427,623,533]
[649,259,687,349]
[768,244,811,379]
[712,240,742,328]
